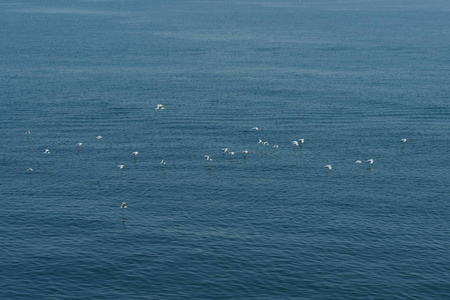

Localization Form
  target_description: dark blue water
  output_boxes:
[1,0,450,298]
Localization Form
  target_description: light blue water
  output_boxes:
[1,0,450,299]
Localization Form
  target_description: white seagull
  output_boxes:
[324,165,332,170]
[133,151,139,157]
[96,135,102,140]
[222,148,228,153]
[160,159,166,165]
[252,127,259,131]
[204,155,212,161]
[299,139,305,144]
[120,201,127,208]
[273,145,279,148]
[155,104,165,110]
[27,168,34,172]
[292,141,299,146]
[401,139,407,143]
[355,160,362,164]
[242,150,249,154]
[44,149,51,154]
[258,139,263,144]
[229,152,235,155]
[77,143,83,147]
[117,164,124,169]
[367,159,374,165]
[25,131,31,135]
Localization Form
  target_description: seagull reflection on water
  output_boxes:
[120,217,127,228]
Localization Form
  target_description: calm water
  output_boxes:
[1,0,450,299]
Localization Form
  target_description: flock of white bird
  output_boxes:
[25,103,408,207]
[202,125,407,171]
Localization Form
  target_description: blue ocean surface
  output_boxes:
[1,0,450,299]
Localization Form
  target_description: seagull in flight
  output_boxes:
[401,139,407,143]
[299,139,305,144]
[204,155,212,161]
[252,127,259,131]
[133,151,139,157]
[242,150,249,154]
[355,160,362,164]
[77,143,83,147]
[44,149,51,154]
[117,164,124,169]
[25,131,31,135]
[324,165,332,170]
[27,168,34,172]
[292,141,299,146]
[367,159,374,165]
[222,148,228,153]
[160,159,166,164]
[155,104,165,110]
[96,135,102,140]
[120,201,127,208]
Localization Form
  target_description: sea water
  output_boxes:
[1,0,450,299]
